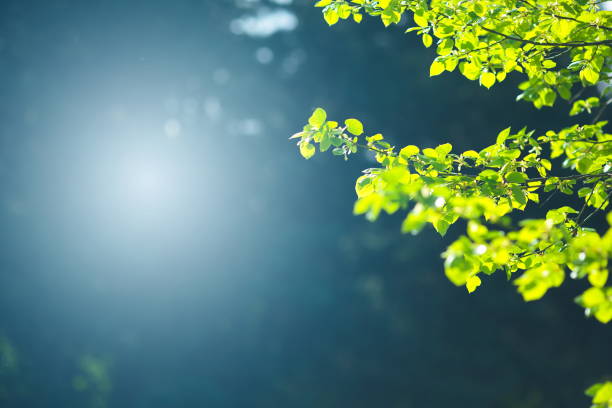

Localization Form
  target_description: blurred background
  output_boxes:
[0,0,609,407]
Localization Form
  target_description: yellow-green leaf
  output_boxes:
[413,12,428,27]
[595,304,612,324]
[309,107,327,127]
[466,275,481,293]
[577,157,592,174]
[588,269,608,288]
[400,145,419,158]
[435,143,452,157]
[496,127,511,144]
[480,72,496,89]
[337,3,351,19]
[583,288,606,308]
[506,171,528,183]
[593,382,612,404]
[429,60,445,77]
[323,9,339,26]
[580,67,599,85]
[378,0,391,9]
[460,62,480,80]
[345,118,363,135]
[445,57,458,72]
[300,141,316,159]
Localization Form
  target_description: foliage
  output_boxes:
[315,0,611,109]
[292,109,612,322]
[72,355,112,408]
[292,0,611,404]
[587,382,612,408]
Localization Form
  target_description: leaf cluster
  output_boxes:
[293,1,612,403]
[292,108,612,323]
[317,0,612,111]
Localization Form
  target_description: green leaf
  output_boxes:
[480,72,496,89]
[466,275,481,293]
[429,60,445,77]
[401,211,427,234]
[585,382,603,397]
[467,221,487,240]
[433,218,450,236]
[588,269,608,288]
[366,133,383,143]
[337,3,351,19]
[544,72,556,85]
[314,0,332,7]
[462,150,480,160]
[323,9,339,26]
[540,88,557,107]
[582,288,605,307]
[422,148,437,158]
[308,107,327,127]
[511,185,527,205]
[506,172,528,183]
[576,157,592,174]
[320,133,332,152]
[445,57,458,72]
[545,209,566,224]
[400,145,419,158]
[436,39,453,55]
[422,34,433,48]
[445,253,478,286]
[413,11,428,27]
[593,382,612,404]
[299,141,316,159]
[435,143,452,157]
[478,169,499,181]
[460,62,480,80]
[558,84,571,100]
[580,67,599,85]
[496,127,511,145]
[595,304,612,324]
[345,118,364,135]
[514,263,564,301]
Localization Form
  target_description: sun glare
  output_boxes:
[128,163,165,199]
[105,153,179,220]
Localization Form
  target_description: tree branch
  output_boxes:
[480,26,612,47]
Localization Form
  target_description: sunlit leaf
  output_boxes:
[345,118,364,135]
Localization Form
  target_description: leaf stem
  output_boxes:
[480,26,612,47]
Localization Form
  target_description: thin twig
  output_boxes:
[481,26,612,47]
[526,171,612,184]
[580,190,612,226]
[591,99,611,124]
[539,189,559,208]
[551,14,612,32]
[576,184,597,224]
